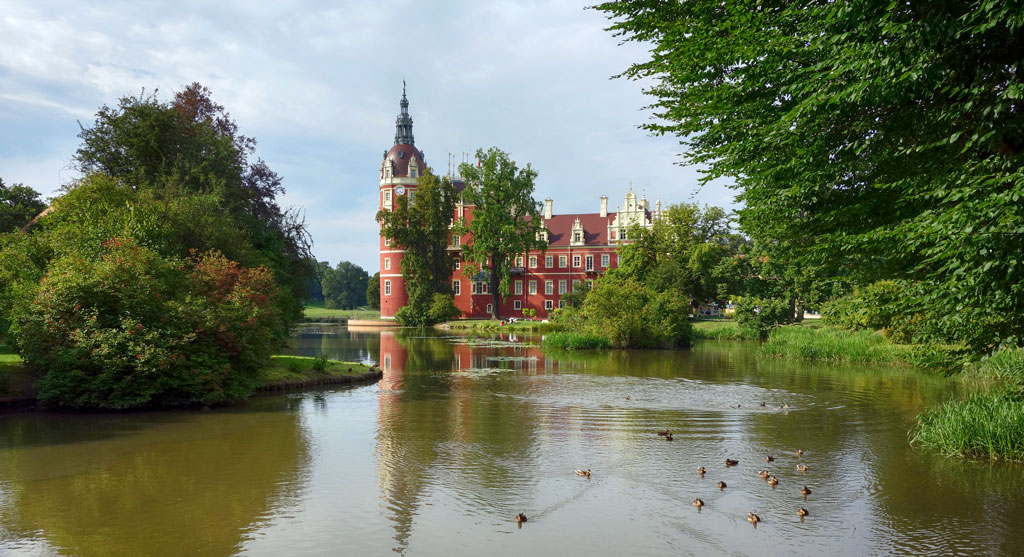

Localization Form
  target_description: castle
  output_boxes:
[378,87,661,319]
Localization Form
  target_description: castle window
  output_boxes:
[545,255,553,268]
[384,258,391,270]
[514,300,522,310]
[385,190,392,204]
[545,280,553,295]
[559,256,567,268]
[573,255,581,268]
[585,255,593,271]
[529,280,537,295]
[455,259,461,269]
[453,280,461,295]
[398,149,404,158]
[573,232,582,243]
[528,255,537,268]
[545,300,553,310]
[384,237,391,247]
[601,254,610,267]
[514,281,523,295]
[516,256,524,267]
[585,280,594,290]
[572,280,581,291]
[452,235,460,246]
[486,303,493,314]
[558,300,566,308]
[384,280,391,296]
[558,280,567,294]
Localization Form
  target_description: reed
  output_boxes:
[912,390,1024,460]
[761,326,914,364]
[542,332,612,350]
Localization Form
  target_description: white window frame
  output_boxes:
[559,300,566,308]
[384,257,391,270]
[559,255,567,268]
[384,237,391,246]
[545,280,553,295]
[558,280,567,294]
[573,255,581,268]
[544,300,553,310]
[516,255,524,267]
[529,280,537,295]
[486,303,493,314]
[572,279,580,291]
[585,280,594,290]
[453,280,461,295]
[601,254,610,267]
[514,280,523,295]
[452,235,460,246]
[514,300,522,310]
[529,255,537,268]
[545,255,553,268]
[455,260,461,269]
[585,255,593,271]
[384,280,391,296]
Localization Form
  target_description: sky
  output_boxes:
[0,0,739,272]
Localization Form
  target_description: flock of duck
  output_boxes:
[514,436,813,528]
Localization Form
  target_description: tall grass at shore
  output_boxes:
[542,332,612,350]
[912,390,1024,460]
[691,320,753,340]
[761,326,915,364]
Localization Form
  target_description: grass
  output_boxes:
[443,319,557,332]
[542,332,612,350]
[262,355,372,384]
[691,320,749,340]
[302,302,380,321]
[761,325,918,365]
[912,390,1024,460]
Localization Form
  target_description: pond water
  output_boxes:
[2,326,1023,556]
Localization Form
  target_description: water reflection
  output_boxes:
[0,398,311,556]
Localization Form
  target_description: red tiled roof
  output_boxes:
[542,212,618,247]
[384,143,424,177]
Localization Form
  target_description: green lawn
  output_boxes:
[262,355,374,385]
[303,302,380,320]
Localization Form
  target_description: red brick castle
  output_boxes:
[378,87,662,319]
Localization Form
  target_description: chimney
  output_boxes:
[600,195,608,218]
[544,197,553,219]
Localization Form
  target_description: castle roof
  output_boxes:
[542,212,617,247]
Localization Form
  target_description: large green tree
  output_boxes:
[376,168,459,325]
[0,179,46,232]
[457,147,547,319]
[74,83,312,318]
[595,0,1024,349]
[321,261,369,310]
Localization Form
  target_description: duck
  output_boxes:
[800,486,812,497]
[758,470,771,479]
[576,469,591,478]
[797,508,809,517]
[767,476,779,486]
[665,433,674,441]
[515,513,528,523]
[697,466,707,476]
[657,430,671,436]
[795,449,804,457]
[760,401,766,407]
[692,498,704,508]
[765,455,775,463]
[747,513,761,524]
[725,459,739,466]
[623,395,630,400]
[796,464,808,472]
[717,481,727,490]
[780,403,790,410]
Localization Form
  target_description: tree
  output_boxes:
[74,83,312,320]
[0,178,46,232]
[457,147,547,319]
[322,261,369,309]
[595,1,1024,349]
[367,272,381,309]
[376,168,458,325]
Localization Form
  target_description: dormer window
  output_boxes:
[398,149,405,159]
[537,229,549,242]
[573,232,582,243]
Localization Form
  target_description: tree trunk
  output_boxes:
[788,295,797,324]
[490,256,502,320]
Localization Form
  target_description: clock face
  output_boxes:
[396,186,406,195]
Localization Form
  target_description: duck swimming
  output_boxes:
[725,459,739,466]
[657,430,670,436]
[747,513,761,524]
[797,464,808,472]
[800,486,812,497]
[576,469,591,478]
[697,466,706,475]
[797,508,809,517]
[795,449,804,457]
[767,476,779,486]
[765,455,775,463]
[692,498,704,508]
[759,470,771,479]
[717,481,727,490]
[515,513,528,523]
[665,433,674,441]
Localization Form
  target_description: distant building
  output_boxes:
[377,87,662,319]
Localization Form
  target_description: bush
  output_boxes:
[14,238,286,409]
[542,332,612,350]
[912,389,1024,460]
[761,325,914,364]
[577,276,692,348]
[427,293,461,324]
[735,296,790,340]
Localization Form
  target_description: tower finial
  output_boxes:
[395,82,414,145]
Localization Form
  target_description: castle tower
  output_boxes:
[379,83,427,318]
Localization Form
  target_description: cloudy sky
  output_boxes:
[0,0,738,271]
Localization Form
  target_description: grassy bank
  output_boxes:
[761,325,917,365]
[442,319,556,332]
[302,303,380,322]
[542,332,612,350]
[260,355,377,389]
[691,319,750,340]
[912,349,1024,460]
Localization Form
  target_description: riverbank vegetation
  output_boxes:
[542,332,612,350]
[261,356,376,389]
[0,83,313,410]
[443,319,555,333]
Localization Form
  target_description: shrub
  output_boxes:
[734,296,790,340]
[15,238,286,409]
[577,276,692,348]
[542,332,612,350]
[427,293,461,324]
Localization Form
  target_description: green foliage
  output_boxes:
[0,178,47,232]
[321,261,369,309]
[734,296,791,340]
[912,390,1024,461]
[367,271,381,309]
[312,353,329,373]
[457,147,547,319]
[542,332,612,350]
[427,293,461,324]
[15,238,286,409]
[576,275,692,348]
[595,0,1024,351]
[690,320,751,341]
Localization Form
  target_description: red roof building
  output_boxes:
[378,87,663,319]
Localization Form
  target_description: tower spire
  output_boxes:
[394,82,415,145]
